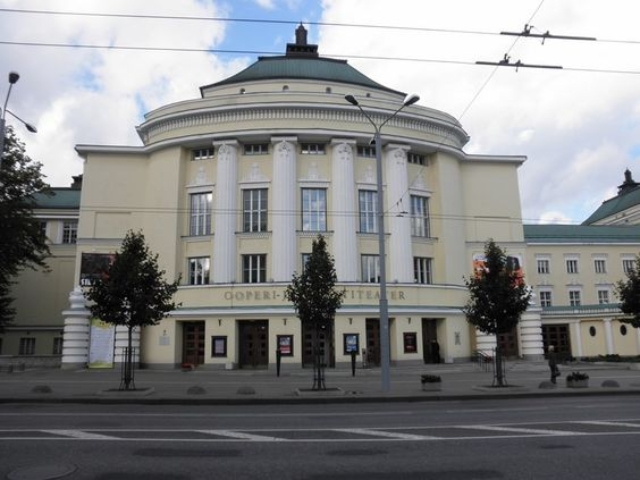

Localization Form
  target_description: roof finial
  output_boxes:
[286,23,318,58]
[618,168,639,195]
[295,23,308,45]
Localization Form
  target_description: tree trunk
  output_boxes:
[495,346,505,387]
[124,326,133,390]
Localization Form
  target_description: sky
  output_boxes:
[1,0,639,225]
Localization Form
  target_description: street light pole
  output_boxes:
[345,93,420,392]
[0,71,37,171]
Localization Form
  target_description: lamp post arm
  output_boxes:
[5,110,37,133]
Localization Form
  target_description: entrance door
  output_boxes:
[365,319,381,367]
[422,318,440,364]
[497,326,519,358]
[183,321,205,365]
[302,322,335,368]
[542,324,571,360]
[238,320,269,369]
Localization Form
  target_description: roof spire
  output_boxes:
[618,168,639,195]
[286,23,318,58]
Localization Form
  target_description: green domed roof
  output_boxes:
[201,24,403,96]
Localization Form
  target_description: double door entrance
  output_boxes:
[238,320,269,369]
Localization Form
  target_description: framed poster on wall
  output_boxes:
[403,332,417,353]
[211,336,227,357]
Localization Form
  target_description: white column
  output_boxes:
[571,320,583,358]
[603,318,615,355]
[61,286,91,369]
[113,326,141,365]
[385,145,413,282]
[518,309,544,360]
[331,140,358,281]
[475,329,497,358]
[271,137,297,281]
[213,141,238,283]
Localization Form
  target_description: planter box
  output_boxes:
[421,383,442,392]
[566,379,589,388]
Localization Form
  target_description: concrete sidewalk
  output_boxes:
[1,362,640,405]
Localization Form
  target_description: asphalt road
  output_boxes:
[1,396,640,479]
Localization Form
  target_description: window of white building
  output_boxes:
[189,257,210,285]
[594,259,607,274]
[537,259,550,274]
[243,189,268,232]
[189,192,212,236]
[414,257,433,284]
[539,290,552,307]
[408,153,426,165]
[569,289,581,306]
[410,195,430,237]
[62,220,78,244]
[597,289,610,304]
[356,145,376,158]
[301,188,327,232]
[244,143,269,155]
[243,254,267,283]
[623,258,635,274]
[192,148,214,160]
[300,143,325,154]
[361,255,380,283]
[359,190,378,233]
[566,259,579,274]
[19,337,35,355]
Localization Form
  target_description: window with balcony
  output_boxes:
[243,189,268,232]
[301,188,327,232]
[597,289,610,304]
[359,190,378,233]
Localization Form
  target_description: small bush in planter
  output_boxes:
[566,371,589,381]
[421,374,442,384]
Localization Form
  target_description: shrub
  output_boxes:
[566,371,589,381]
[421,374,442,383]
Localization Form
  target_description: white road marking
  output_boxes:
[577,421,640,428]
[198,429,287,442]
[42,429,118,440]
[335,428,439,440]
[462,425,583,436]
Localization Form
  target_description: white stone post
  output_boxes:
[385,145,413,283]
[213,141,238,283]
[519,309,544,360]
[61,286,91,369]
[571,320,584,358]
[331,140,358,281]
[603,318,614,355]
[271,137,297,281]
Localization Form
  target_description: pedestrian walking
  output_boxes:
[548,345,560,383]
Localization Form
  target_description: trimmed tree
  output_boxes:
[285,235,345,390]
[463,239,531,387]
[86,231,179,389]
[0,126,50,330]
[616,255,640,329]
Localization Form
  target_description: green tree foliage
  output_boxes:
[616,256,640,329]
[86,231,179,388]
[463,240,531,386]
[0,126,50,329]
[285,235,345,389]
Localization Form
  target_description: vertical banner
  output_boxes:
[88,318,115,368]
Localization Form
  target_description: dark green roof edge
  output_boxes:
[524,224,640,243]
[33,188,81,209]
[583,187,640,225]
[200,56,405,96]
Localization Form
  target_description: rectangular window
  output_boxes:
[539,291,552,307]
[594,259,607,274]
[244,143,269,155]
[192,147,214,160]
[19,337,35,355]
[623,259,635,274]
[569,290,581,307]
[39,221,48,239]
[566,259,579,274]
[410,195,430,237]
[408,153,426,165]
[301,253,311,273]
[243,254,267,283]
[301,188,327,232]
[598,289,610,304]
[361,254,380,283]
[414,257,433,284]
[300,143,325,154]
[189,257,210,285]
[243,189,268,232]
[356,145,376,158]
[189,192,212,236]
[62,220,78,244]
[537,259,550,274]
[359,190,378,233]
[53,337,63,355]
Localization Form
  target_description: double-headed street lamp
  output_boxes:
[0,71,37,170]
[344,93,420,393]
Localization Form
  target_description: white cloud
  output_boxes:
[254,0,276,9]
